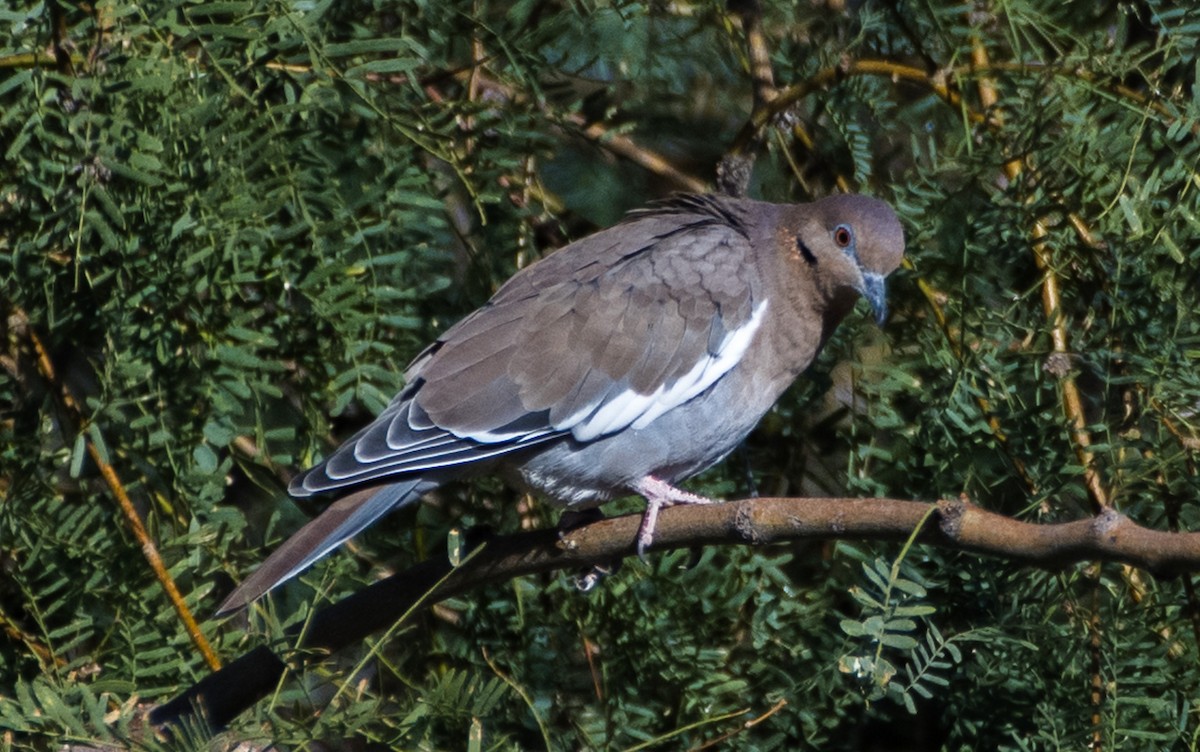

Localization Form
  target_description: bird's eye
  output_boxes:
[833,224,854,248]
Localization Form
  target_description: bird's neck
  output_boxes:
[820,289,860,337]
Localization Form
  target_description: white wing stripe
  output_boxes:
[570,301,767,442]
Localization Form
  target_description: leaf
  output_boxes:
[193,444,219,474]
[840,618,867,637]
[69,433,87,478]
[879,633,919,650]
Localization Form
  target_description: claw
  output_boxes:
[635,498,661,560]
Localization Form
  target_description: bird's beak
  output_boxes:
[860,271,888,325]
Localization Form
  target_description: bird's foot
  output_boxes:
[630,476,716,559]
[556,509,622,591]
[573,561,620,592]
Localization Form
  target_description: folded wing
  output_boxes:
[292,195,762,497]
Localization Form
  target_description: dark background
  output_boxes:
[2,0,1199,748]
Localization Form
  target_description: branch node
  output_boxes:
[716,152,756,197]
[936,496,968,539]
[556,535,578,552]
[1091,507,1125,545]
[734,502,763,544]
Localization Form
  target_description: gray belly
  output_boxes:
[509,362,786,508]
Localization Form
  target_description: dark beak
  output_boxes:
[860,271,888,325]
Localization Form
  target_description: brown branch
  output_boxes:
[0,607,61,669]
[724,58,970,166]
[970,38,1110,513]
[1089,573,1104,752]
[0,52,59,68]
[438,67,709,194]
[729,0,776,109]
[575,119,709,193]
[150,495,1200,732]
[716,0,783,196]
[727,56,1195,163]
[691,698,788,751]
[1162,484,1200,660]
[970,37,1109,748]
[19,315,221,672]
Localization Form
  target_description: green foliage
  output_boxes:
[3,0,1200,749]
[837,543,999,717]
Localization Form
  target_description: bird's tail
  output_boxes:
[216,479,432,616]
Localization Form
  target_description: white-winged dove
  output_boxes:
[217,193,905,615]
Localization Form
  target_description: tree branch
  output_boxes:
[150,495,1200,733]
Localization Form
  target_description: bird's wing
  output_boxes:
[293,195,763,496]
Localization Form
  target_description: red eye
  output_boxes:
[833,224,853,248]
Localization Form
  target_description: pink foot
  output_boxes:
[630,476,716,558]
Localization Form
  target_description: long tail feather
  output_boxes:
[216,480,432,616]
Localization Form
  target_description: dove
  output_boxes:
[217,192,904,615]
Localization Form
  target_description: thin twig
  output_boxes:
[0,608,61,668]
[23,322,221,671]
[0,52,59,68]
[1089,574,1104,752]
[442,67,709,193]
[715,0,783,196]
[970,37,1109,752]
[576,119,708,193]
[725,58,971,162]
[690,698,788,751]
[730,0,776,108]
[969,38,1109,513]
[580,632,603,701]
[482,646,553,750]
[785,119,851,194]
[232,435,292,488]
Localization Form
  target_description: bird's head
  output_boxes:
[782,194,906,324]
